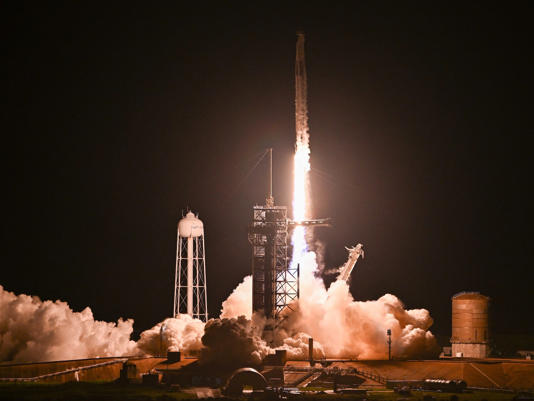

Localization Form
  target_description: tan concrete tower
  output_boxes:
[450,292,490,358]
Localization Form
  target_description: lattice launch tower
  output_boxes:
[248,149,297,319]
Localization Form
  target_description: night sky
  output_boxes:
[4,3,533,340]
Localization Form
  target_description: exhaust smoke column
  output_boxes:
[295,32,309,152]
[291,32,312,271]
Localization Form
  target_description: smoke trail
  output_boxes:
[295,32,309,149]
[0,285,136,362]
[291,32,312,284]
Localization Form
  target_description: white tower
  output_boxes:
[173,211,208,321]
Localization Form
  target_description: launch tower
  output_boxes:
[248,149,297,319]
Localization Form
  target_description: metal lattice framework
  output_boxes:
[173,233,208,322]
[248,205,298,319]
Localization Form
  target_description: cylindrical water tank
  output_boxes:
[451,292,489,344]
[178,212,204,238]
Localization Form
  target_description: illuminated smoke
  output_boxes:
[136,315,204,356]
[159,251,437,361]
[0,285,136,362]
[220,275,253,319]
[279,252,438,359]
[199,314,325,368]
[1,259,436,364]
[138,276,323,366]
[199,316,269,368]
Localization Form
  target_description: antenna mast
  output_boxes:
[266,148,274,207]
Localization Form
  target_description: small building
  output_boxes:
[440,346,452,358]
[517,350,534,360]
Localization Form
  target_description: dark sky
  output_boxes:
[3,3,533,339]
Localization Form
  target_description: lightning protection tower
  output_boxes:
[173,211,208,321]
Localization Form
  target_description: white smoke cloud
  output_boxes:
[0,250,437,363]
[200,315,269,368]
[157,246,437,363]
[220,275,252,319]
[277,251,438,359]
[136,315,204,356]
[0,285,137,362]
[277,332,325,360]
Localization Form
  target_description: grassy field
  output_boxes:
[0,382,524,401]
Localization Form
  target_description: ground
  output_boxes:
[0,382,192,401]
[0,382,527,401]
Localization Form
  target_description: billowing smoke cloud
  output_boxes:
[136,315,204,356]
[220,275,252,319]
[1,249,437,364]
[1,245,437,364]
[200,316,269,368]
[0,285,136,362]
[285,251,438,358]
[134,274,326,367]
[135,279,259,363]
[211,250,437,360]
[274,331,325,360]
[156,248,437,364]
[198,314,325,368]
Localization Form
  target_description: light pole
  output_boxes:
[387,329,392,360]
[160,323,167,357]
